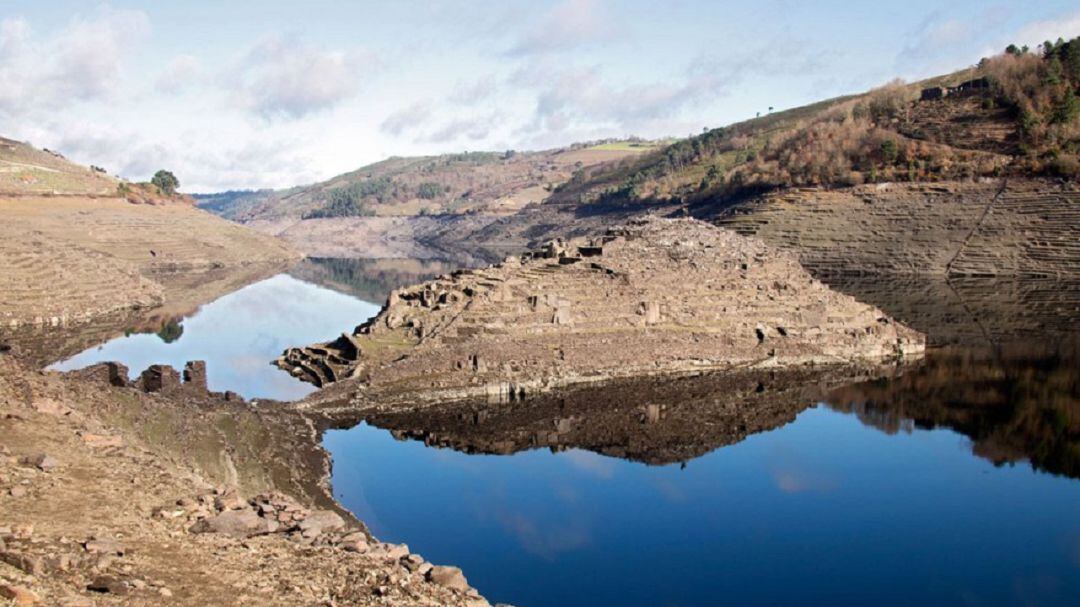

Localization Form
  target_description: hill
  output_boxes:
[442,41,1079,277]
[0,138,298,344]
[544,40,1079,210]
[196,141,663,258]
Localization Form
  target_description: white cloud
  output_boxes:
[421,112,505,143]
[380,101,433,136]
[507,0,614,56]
[1008,12,1080,49]
[448,75,499,105]
[156,54,203,94]
[226,34,374,120]
[513,61,725,135]
[0,9,150,118]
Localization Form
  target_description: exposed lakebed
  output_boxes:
[44,260,1080,606]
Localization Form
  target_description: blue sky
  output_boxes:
[1,1,1077,191]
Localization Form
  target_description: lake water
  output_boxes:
[49,272,380,400]
[45,262,1080,606]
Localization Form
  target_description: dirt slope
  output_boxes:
[0,139,299,337]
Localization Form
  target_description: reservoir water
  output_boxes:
[45,261,1080,606]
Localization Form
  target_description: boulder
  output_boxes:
[297,509,346,538]
[427,565,470,592]
[0,584,39,605]
[189,509,274,538]
[87,575,129,595]
[20,453,58,471]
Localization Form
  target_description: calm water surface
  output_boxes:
[48,263,1080,606]
[326,360,1080,607]
[50,273,379,399]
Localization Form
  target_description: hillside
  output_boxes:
[0,136,118,196]
[544,41,1079,210]
[0,138,298,340]
[199,142,663,221]
[440,41,1080,276]
[196,142,663,258]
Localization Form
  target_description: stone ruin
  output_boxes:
[920,77,990,101]
[277,217,926,403]
[73,360,244,402]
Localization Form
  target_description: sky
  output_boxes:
[1,1,1078,192]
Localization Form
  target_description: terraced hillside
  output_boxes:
[715,180,1080,277]
[0,139,298,339]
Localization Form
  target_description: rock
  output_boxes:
[0,550,43,575]
[401,554,425,572]
[0,584,39,605]
[381,543,410,560]
[159,587,173,598]
[189,509,274,538]
[20,453,58,471]
[83,538,123,555]
[213,488,246,511]
[339,532,369,553]
[87,574,129,595]
[427,565,470,592]
[9,485,27,498]
[297,510,346,538]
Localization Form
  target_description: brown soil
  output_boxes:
[0,196,298,334]
[0,354,492,606]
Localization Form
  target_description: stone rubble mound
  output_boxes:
[278,217,925,403]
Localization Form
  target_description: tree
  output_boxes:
[151,170,179,195]
[1051,88,1080,124]
[880,139,899,165]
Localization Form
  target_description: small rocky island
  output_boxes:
[278,218,925,403]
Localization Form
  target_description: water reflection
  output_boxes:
[290,257,482,303]
[327,358,1080,606]
[358,364,901,465]
[323,274,1080,606]
[828,342,1080,478]
[49,274,380,400]
[1,261,289,368]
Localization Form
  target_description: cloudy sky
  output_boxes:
[1,1,1077,191]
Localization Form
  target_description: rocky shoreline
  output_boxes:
[0,353,495,606]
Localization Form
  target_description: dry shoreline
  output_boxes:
[0,353,494,606]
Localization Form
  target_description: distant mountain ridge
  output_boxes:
[195,141,663,223]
